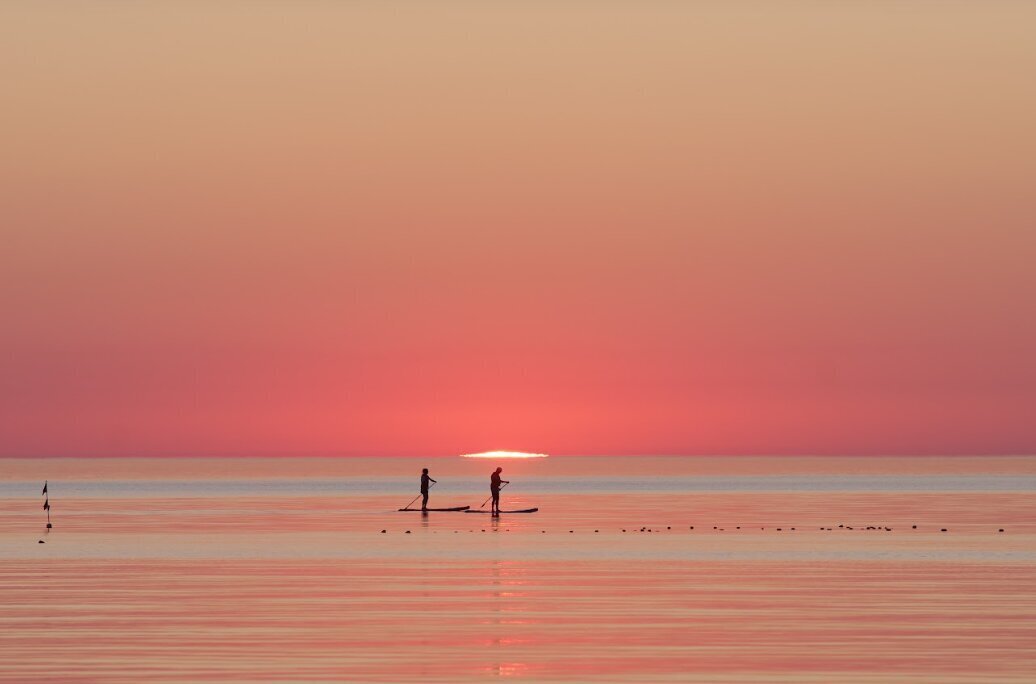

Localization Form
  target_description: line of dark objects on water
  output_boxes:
[33,523,1011,543]
[376,524,1009,534]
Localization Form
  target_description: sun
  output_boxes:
[459,450,549,459]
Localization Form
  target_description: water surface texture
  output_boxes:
[2,456,1035,682]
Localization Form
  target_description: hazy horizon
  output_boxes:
[5,452,1036,459]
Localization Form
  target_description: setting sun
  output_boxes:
[459,451,549,459]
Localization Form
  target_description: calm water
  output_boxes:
[2,456,1035,682]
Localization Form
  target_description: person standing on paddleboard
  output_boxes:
[490,467,509,515]
[420,468,437,511]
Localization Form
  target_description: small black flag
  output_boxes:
[44,499,50,511]
[42,482,48,495]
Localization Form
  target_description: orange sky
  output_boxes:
[2,3,1034,456]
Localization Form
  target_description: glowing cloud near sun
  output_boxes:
[460,450,549,459]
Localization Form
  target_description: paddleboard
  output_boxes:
[397,506,470,512]
[464,508,539,514]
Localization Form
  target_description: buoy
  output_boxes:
[941,528,948,532]
[405,530,411,534]
[38,540,45,544]
[380,530,386,533]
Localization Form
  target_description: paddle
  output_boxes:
[402,481,434,510]
[479,481,508,509]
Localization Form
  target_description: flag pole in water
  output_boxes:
[42,480,52,529]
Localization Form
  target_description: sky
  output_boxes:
[2,2,1034,457]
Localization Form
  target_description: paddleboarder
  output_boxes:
[490,467,509,515]
[420,468,437,511]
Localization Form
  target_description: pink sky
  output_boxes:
[2,3,1034,456]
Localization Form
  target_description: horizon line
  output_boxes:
[3,453,1035,459]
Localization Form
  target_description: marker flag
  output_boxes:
[42,481,48,495]
[44,499,50,511]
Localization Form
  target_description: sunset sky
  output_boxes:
[2,2,1034,457]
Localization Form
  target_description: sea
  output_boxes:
[2,456,1035,683]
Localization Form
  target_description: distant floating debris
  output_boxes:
[459,450,549,459]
